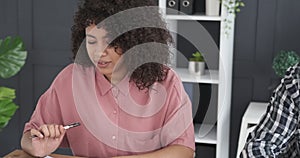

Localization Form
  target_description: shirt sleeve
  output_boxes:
[23,86,69,148]
[240,64,300,157]
[161,73,195,151]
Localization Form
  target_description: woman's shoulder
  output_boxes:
[50,63,75,86]
[160,67,182,89]
[56,63,74,78]
[166,68,181,82]
[52,63,94,86]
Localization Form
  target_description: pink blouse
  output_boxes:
[24,64,195,157]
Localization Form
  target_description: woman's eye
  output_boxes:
[88,41,97,44]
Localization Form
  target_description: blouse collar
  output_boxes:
[95,69,131,96]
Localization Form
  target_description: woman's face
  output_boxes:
[85,24,122,81]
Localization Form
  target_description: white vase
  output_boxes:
[188,61,205,75]
[205,0,220,16]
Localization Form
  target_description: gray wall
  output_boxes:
[0,0,300,157]
[0,0,77,155]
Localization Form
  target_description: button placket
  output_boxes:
[112,87,120,106]
[110,87,120,155]
[112,87,119,98]
[111,87,120,152]
[115,107,119,152]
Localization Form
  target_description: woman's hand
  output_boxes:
[21,124,66,157]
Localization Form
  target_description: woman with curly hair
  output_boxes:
[21,0,195,157]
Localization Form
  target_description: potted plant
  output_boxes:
[0,36,27,131]
[224,0,245,36]
[206,0,245,16]
[267,50,300,94]
[188,51,205,75]
[272,50,300,77]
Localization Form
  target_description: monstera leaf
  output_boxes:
[0,36,27,130]
[0,36,27,79]
[0,87,19,130]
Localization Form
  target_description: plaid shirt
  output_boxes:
[240,63,300,158]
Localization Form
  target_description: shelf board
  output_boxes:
[194,123,217,144]
[165,14,221,21]
[173,68,219,84]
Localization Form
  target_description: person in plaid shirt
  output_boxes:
[240,63,300,158]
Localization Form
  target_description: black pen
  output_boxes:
[30,122,80,138]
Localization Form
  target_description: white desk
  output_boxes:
[236,102,268,158]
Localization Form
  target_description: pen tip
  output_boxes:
[75,122,80,126]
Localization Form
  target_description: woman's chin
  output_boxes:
[97,68,111,75]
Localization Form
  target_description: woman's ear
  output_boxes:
[114,46,123,55]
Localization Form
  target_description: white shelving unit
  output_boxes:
[194,123,217,144]
[173,68,219,84]
[166,14,221,21]
[159,1,235,158]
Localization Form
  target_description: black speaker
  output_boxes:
[180,0,194,15]
[166,0,179,14]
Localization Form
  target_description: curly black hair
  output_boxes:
[71,0,173,90]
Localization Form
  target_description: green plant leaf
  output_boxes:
[0,36,26,130]
[0,98,19,129]
[0,99,18,117]
[190,51,204,62]
[0,115,11,129]
[0,87,16,100]
[0,36,27,79]
[272,50,300,77]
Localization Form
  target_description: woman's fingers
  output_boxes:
[39,125,50,138]
[54,125,62,138]
[30,128,44,138]
[48,125,56,138]
[29,124,66,157]
[59,125,65,135]
[37,124,65,139]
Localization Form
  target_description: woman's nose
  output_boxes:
[100,49,108,57]
[94,45,108,57]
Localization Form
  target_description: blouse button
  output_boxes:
[112,87,119,98]
[112,135,116,140]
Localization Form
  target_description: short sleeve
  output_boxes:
[169,123,195,150]
[161,72,195,151]
[23,87,69,148]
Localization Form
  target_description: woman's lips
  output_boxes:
[97,61,111,68]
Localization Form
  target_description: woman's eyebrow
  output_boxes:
[86,34,97,39]
[87,34,109,40]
